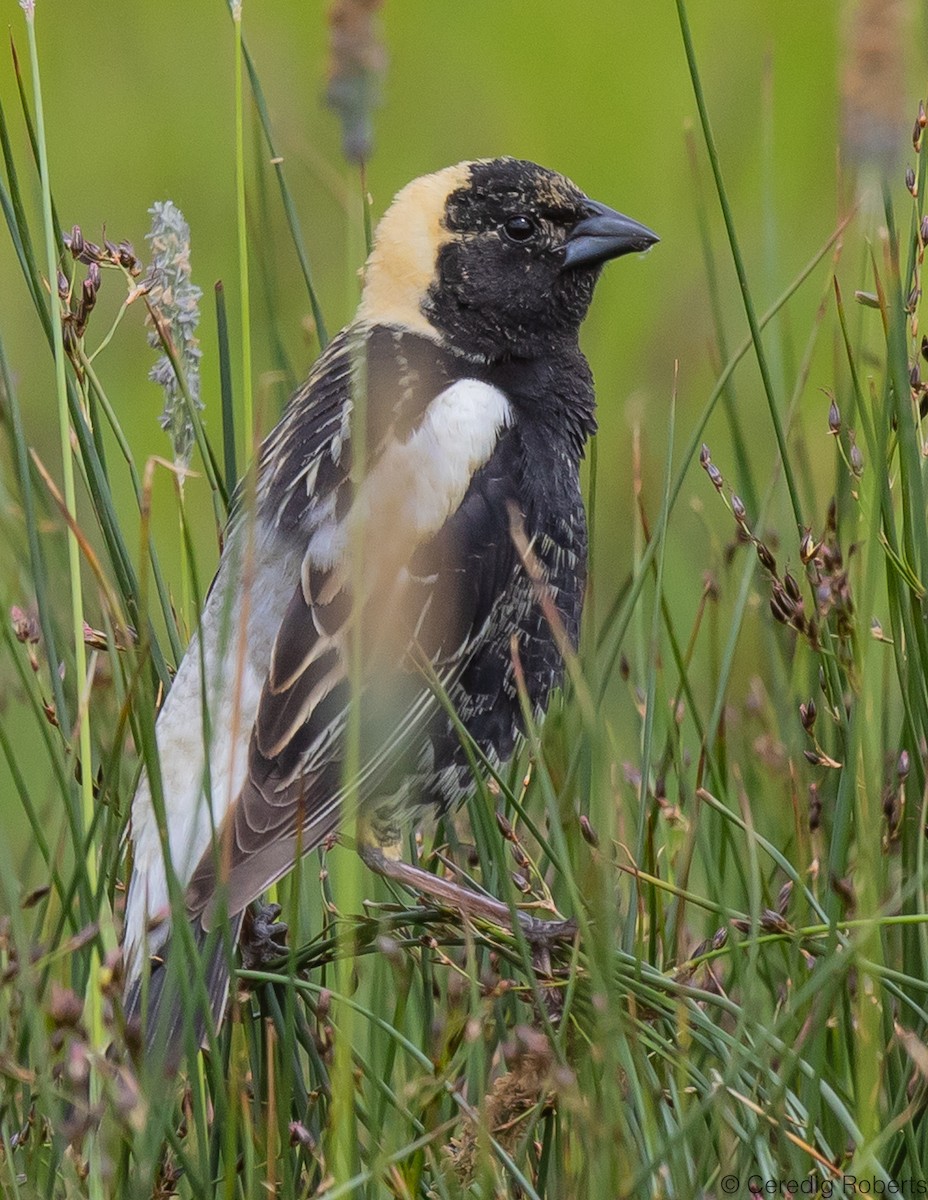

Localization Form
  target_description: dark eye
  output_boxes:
[501,214,537,243]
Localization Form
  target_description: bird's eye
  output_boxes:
[501,214,537,243]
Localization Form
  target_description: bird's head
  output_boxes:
[359,157,657,360]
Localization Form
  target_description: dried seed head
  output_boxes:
[290,1122,316,1150]
[495,812,515,841]
[81,276,97,315]
[579,814,600,848]
[48,983,83,1029]
[809,787,821,831]
[325,0,387,164]
[699,443,711,468]
[828,397,841,434]
[800,698,817,732]
[618,653,630,681]
[799,528,820,564]
[803,749,823,766]
[706,462,723,491]
[922,216,928,246]
[898,749,910,781]
[10,606,39,644]
[117,240,141,274]
[510,844,529,869]
[68,225,84,258]
[761,909,791,935]
[731,492,747,527]
[784,571,802,604]
[911,363,922,391]
[850,442,864,477]
[907,285,921,314]
[756,542,777,574]
[906,165,917,194]
[57,271,69,300]
[770,588,793,625]
[920,100,927,129]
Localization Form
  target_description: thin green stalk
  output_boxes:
[674,0,804,533]
[232,1,254,459]
[21,2,99,939]
[683,121,757,517]
[20,4,104,1196]
[624,384,676,949]
[215,280,238,496]
[596,213,850,704]
[76,349,184,663]
[239,38,329,346]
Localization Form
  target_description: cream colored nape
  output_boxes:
[358,162,470,338]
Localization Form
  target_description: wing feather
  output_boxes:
[185,327,521,926]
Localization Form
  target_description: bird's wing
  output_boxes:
[185,326,520,926]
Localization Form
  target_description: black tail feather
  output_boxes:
[124,912,244,1066]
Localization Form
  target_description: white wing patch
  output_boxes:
[307,378,512,571]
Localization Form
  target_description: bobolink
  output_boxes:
[123,157,657,1050]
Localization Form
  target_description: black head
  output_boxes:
[359,157,657,361]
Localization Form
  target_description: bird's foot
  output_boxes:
[240,902,289,969]
[515,911,578,948]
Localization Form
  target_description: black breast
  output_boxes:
[407,346,594,818]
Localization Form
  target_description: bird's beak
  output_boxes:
[562,199,659,270]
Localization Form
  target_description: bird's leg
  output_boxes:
[240,901,289,969]
[358,842,577,947]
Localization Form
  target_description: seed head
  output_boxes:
[144,201,202,469]
[809,783,821,831]
[756,541,777,574]
[579,815,600,847]
[783,571,802,604]
[799,528,820,565]
[770,587,793,626]
[799,699,817,732]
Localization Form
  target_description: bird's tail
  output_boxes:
[123,911,244,1064]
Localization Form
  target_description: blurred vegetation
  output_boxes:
[2,0,928,1196]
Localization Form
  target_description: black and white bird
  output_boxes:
[122,157,657,1049]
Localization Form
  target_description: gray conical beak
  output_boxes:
[562,199,659,270]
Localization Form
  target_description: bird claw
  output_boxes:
[241,902,289,968]
[517,913,578,948]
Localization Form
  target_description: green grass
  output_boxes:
[3,2,928,1197]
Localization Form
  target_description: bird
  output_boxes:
[122,157,657,1054]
